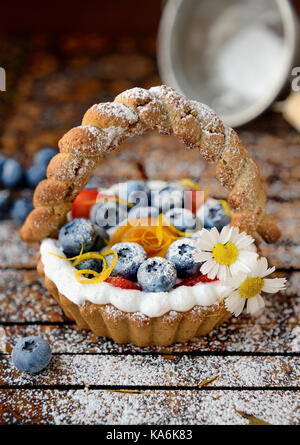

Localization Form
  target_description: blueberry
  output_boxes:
[165,207,197,233]
[108,242,147,281]
[197,198,231,231]
[12,336,52,374]
[1,158,24,188]
[90,201,128,229]
[118,180,150,207]
[151,183,184,213]
[93,225,109,251]
[75,258,103,278]
[128,206,159,220]
[0,190,12,219]
[137,257,177,292]
[34,147,57,166]
[166,239,199,278]
[25,164,47,189]
[11,198,33,223]
[59,218,97,257]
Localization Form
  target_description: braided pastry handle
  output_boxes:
[20,86,280,243]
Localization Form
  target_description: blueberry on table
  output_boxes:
[197,198,231,231]
[25,164,47,189]
[1,158,24,188]
[59,218,97,257]
[34,147,57,166]
[165,207,197,233]
[75,258,103,278]
[12,336,52,374]
[166,239,199,278]
[151,183,184,213]
[128,206,159,220]
[11,198,33,223]
[0,190,12,219]
[108,242,147,281]
[118,180,150,207]
[90,201,128,230]
[137,257,177,292]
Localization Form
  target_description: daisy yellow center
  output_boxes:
[239,277,264,299]
[212,242,238,266]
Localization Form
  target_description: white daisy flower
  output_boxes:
[193,226,258,281]
[224,257,287,316]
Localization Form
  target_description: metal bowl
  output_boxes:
[158,0,299,127]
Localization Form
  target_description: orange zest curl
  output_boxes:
[180,178,202,191]
[179,178,210,199]
[207,295,225,318]
[219,199,232,218]
[109,214,195,258]
[74,249,118,284]
[49,248,118,285]
[48,244,84,262]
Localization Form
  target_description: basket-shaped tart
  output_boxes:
[21,86,285,346]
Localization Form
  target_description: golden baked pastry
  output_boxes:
[21,85,280,243]
[37,256,230,346]
[20,86,283,346]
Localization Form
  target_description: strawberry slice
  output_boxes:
[71,189,115,219]
[186,190,206,215]
[71,188,99,219]
[174,274,217,288]
[105,276,142,290]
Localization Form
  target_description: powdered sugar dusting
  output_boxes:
[5,354,299,388]
[0,220,38,268]
[291,327,300,352]
[94,102,138,125]
[2,389,296,424]
[191,100,223,132]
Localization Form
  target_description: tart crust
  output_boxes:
[38,258,230,346]
[21,85,280,345]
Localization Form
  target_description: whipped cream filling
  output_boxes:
[40,239,230,318]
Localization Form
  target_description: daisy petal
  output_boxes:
[220,226,233,244]
[262,278,287,293]
[229,227,243,244]
[193,251,212,263]
[225,292,245,316]
[261,266,276,278]
[256,257,268,276]
[217,265,230,281]
[208,226,220,245]
[208,262,220,279]
[195,236,214,251]
[200,259,217,275]
[234,233,254,249]
[246,295,265,315]
[229,260,247,276]
[238,251,259,273]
